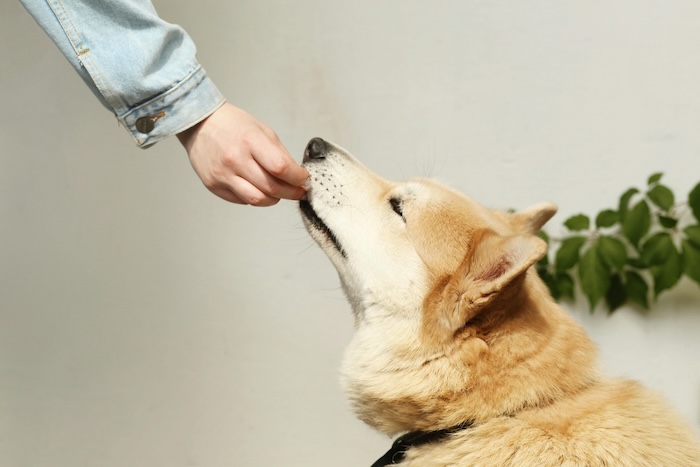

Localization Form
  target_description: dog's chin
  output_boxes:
[299,199,346,258]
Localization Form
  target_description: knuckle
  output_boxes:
[246,193,275,206]
[267,157,290,177]
[199,170,218,189]
[208,165,227,185]
[239,127,258,148]
[267,129,282,143]
[220,149,239,168]
[246,194,263,206]
[239,187,265,206]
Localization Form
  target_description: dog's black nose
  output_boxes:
[303,137,327,162]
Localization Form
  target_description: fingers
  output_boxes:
[209,186,246,205]
[218,157,304,205]
[201,148,303,206]
[227,124,307,201]
[226,178,281,207]
[179,102,309,206]
[250,131,310,189]
[210,179,282,207]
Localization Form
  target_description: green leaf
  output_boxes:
[658,215,678,229]
[640,232,674,266]
[536,266,558,300]
[595,209,619,229]
[564,214,590,232]
[689,182,700,222]
[622,200,651,247]
[555,236,587,272]
[538,268,556,298]
[627,257,647,269]
[555,273,575,300]
[624,271,649,309]
[605,274,627,313]
[598,236,628,271]
[578,244,610,311]
[685,225,700,248]
[647,172,663,185]
[649,243,683,297]
[682,240,700,286]
[618,188,640,222]
[647,184,675,211]
[538,230,550,244]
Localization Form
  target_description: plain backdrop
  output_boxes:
[2,1,700,466]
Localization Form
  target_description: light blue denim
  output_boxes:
[20,0,225,147]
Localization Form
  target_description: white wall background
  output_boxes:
[2,1,700,466]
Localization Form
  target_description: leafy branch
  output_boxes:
[536,173,700,313]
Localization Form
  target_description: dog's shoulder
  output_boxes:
[400,379,700,466]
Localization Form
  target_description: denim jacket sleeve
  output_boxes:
[20,0,226,147]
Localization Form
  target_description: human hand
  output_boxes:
[177,103,309,206]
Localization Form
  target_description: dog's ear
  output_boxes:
[426,229,547,335]
[510,202,557,235]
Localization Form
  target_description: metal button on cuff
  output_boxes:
[135,116,155,134]
[135,111,165,134]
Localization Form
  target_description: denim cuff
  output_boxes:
[119,65,226,148]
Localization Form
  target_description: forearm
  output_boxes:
[20,0,225,147]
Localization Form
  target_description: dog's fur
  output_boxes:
[299,138,700,466]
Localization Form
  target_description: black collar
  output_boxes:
[371,421,473,466]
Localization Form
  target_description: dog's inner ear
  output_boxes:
[428,229,547,335]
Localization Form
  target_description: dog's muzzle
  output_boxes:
[299,137,346,258]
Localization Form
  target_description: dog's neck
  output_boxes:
[345,275,600,435]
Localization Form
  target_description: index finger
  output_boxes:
[252,136,310,188]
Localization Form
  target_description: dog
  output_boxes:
[299,138,700,466]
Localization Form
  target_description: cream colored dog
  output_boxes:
[299,138,700,466]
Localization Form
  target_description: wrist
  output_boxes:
[176,113,209,151]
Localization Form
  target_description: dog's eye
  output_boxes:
[389,197,404,219]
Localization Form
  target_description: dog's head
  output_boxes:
[300,138,596,434]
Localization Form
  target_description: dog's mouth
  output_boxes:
[299,199,346,258]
